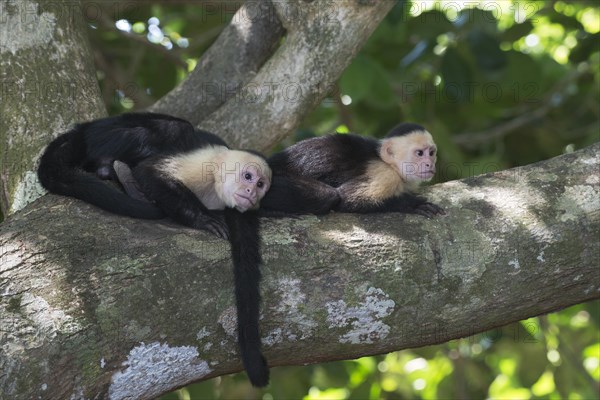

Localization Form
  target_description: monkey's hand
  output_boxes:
[414,202,445,218]
[195,212,230,240]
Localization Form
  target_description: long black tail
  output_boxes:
[224,208,269,387]
[37,130,164,219]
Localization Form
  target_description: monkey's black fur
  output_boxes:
[225,208,269,386]
[38,113,223,220]
[38,113,270,387]
[261,123,442,216]
[385,122,426,138]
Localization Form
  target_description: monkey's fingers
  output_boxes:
[205,219,230,240]
[194,214,229,239]
[415,202,445,218]
[422,202,445,216]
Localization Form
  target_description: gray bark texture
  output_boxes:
[0,0,106,217]
[148,1,285,126]
[150,0,397,152]
[1,143,599,399]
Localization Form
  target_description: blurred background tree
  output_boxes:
[83,0,599,398]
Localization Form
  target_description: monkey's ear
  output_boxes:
[380,140,395,164]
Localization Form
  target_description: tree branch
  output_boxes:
[148,0,285,126]
[0,0,106,217]
[199,0,397,152]
[1,143,598,399]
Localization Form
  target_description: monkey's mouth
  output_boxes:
[419,170,435,179]
[235,193,256,208]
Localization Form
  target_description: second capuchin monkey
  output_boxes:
[261,123,444,217]
[37,112,272,387]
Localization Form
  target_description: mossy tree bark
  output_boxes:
[0,0,106,217]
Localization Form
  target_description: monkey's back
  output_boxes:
[82,113,226,166]
[268,134,380,187]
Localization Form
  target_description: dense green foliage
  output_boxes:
[83,1,599,398]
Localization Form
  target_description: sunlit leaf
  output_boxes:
[532,370,556,396]
[304,387,348,400]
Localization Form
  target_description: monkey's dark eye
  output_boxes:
[244,172,253,180]
[430,150,435,156]
[416,150,424,157]
[257,181,264,188]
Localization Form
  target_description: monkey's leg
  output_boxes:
[113,160,152,203]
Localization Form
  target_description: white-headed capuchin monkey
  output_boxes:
[261,123,444,216]
[37,112,272,387]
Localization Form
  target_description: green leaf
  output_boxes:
[569,32,600,63]
[501,20,534,42]
[455,9,498,34]
[339,56,375,102]
[531,371,556,397]
[467,29,507,71]
[440,47,472,102]
[548,10,584,31]
[502,51,543,101]
[385,0,409,25]
[406,10,454,39]
[363,64,396,110]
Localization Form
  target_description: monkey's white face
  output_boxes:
[229,164,271,212]
[220,153,271,212]
[381,131,437,184]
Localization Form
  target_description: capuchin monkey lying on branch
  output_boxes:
[37,113,272,387]
[115,123,444,217]
[261,123,444,217]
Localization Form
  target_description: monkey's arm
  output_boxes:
[336,182,444,217]
[132,162,229,238]
[378,194,444,217]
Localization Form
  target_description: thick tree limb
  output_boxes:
[199,0,397,152]
[147,0,397,151]
[1,143,598,399]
